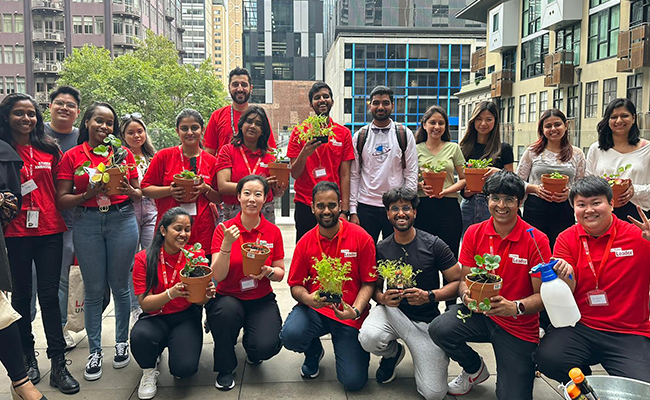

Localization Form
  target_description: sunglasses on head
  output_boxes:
[121,112,143,121]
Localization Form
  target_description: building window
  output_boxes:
[554,88,564,111]
[507,97,515,123]
[521,34,549,79]
[16,76,24,93]
[627,73,643,108]
[602,78,617,114]
[522,0,542,37]
[461,104,466,128]
[588,5,619,62]
[14,45,23,64]
[540,90,548,112]
[529,93,537,122]
[502,48,516,75]
[5,76,14,94]
[2,14,12,32]
[84,16,93,34]
[517,145,525,161]
[631,0,650,27]
[555,22,581,65]
[95,16,104,34]
[585,81,599,118]
[519,95,527,123]
[590,0,614,7]
[73,16,82,34]
[567,85,579,118]
[14,14,22,33]
[3,46,12,64]
[492,12,499,33]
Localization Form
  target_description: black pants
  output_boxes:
[414,197,462,259]
[205,292,282,373]
[294,201,317,243]
[6,234,65,359]
[357,203,393,243]
[130,305,202,378]
[535,322,650,383]
[523,196,574,250]
[0,322,28,382]
[614,201,650,223]
[429,304,537,400]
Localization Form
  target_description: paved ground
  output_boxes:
[0,221,577,400]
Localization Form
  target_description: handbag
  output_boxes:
[0,291,21,330]
[63,264,85,333]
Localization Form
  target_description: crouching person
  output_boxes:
[358,187,460,400]
[131,207,216,399]
[428,171,551,400]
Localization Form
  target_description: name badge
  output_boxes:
[26,208,39,228]
[612,247,634,257]
[180,202,197,216]
[21,179,38,196]
[331,139,343,147]
[341,250,357,258]
[240,277,258,292]
[587,289,609,306]
[313,168,327,178]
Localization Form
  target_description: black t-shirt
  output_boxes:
[467,142,514,169]
[376,229,457,323]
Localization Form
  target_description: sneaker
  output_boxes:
[138,369,160,400]
[84,351,103,381]
[215,372,235,391]
[245,355,262,366]
[376,342,405,384]
[64,331,77,351]
[113,342,131,369]
[300,345,325,379]
[447,357,490,396]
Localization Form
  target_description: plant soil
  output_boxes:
[183,266,211,278]
[315,136,329,144]
[467,274,500,284]
[318,291,341,304]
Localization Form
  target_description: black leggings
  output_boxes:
[0,322,28,382]
[414,197,462,259]
[614,201,650,223]
[294,202,317,243]
[356,203,393,243]
[522,196,574,250]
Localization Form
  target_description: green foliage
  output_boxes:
[180,243,210,277]
[74,134,131,179]
[548,171,566,179]
[457,309,472,323]
[465,158,493,169]
[602,164,632,186]
[375,259,419,289]
[269,147,289,162]
[309,255,352,295]
[176,170,198,179]
[471,253,501,276]
[421,160,446,173]
[294,115,334,142]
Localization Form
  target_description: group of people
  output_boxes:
[0,65,648,400]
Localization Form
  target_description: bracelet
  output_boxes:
[80,192,88,201]
[166,289,173,300]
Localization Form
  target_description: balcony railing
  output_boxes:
[543,51,575,86]
[490,70,514,98]
[470,47,486,73]
[31,0,64,12]
[34,62,62,73]
[32,30,64,43]
[617,23,650,72]
[113,4,141,19]
[114,34,137,47]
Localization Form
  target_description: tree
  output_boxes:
[56,30,227,150]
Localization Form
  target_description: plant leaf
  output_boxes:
[102,173,110,183]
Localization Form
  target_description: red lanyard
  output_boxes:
[316,222,344,258]
[239,146,261,175]
[230,105,237,137]
[159,247,185,289]
[581,227,617,290]
[178,146,203,176]
[488,235,511,277]
[82,142,111,168]
[23,145,35,208]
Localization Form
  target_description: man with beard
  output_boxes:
[350,86,418,243]
[281,181,376,392]
[359,186,460,400]
[288,82,355,241]
[203,67,276,156]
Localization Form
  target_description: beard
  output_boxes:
[371,111,390,121]
[316,212,340,229]
[392,216,414,232]
[231,91,251,105]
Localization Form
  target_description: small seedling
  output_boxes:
[294,115,335,142]
[548,171,566,179]
[420,160,446,173]
[457,253,502,322]
[602,164,632,186]
[177,170,198,179]
[269,147,290,163]
[180,243,210,277]
[375,258,419,290]
[465,158,493,169]
[306,254,352,302]
[74,134,132,177]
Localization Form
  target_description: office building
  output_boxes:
[181,0,212,66]
[212,0,227,84]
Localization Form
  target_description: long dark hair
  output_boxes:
[460,101,502,161]
[530,109,573,162]
[0,93,60,161]
[120,117,156,159]
[232,106,271,155]
[144,207,192,296]
[597,98,640,150]
[415,106,450,144]
[77,102,119,145]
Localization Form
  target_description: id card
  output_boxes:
[240,277,258,292]
[313,167,327,178]
[587,289,609,306]
[21,179,38,196]
[180,202,197,216]
[97,194,111,208]
[26,208,39,228]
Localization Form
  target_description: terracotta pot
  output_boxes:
[464,168,489,192]
[268,161,291,188]
[240,242,270,276]
[465,275,502,313]
[179,266,213,303]
[422,171,446,195]
[541,174,569,195]
[105,167,127,196]
[612,179,631,208]
[173,174,199,203]
[318,291,341,304]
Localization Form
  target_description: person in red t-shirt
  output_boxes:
[206,175,285,391]
[141,109,222,258]
[0,93,80,394]
[131,207,215,399]
[280,181,376,392]
[203,67,276,156]
[429,171,558,400]
[216,106,286,223]
[57,102,142,382]
[288,82,355,242]
[535,176,650,384]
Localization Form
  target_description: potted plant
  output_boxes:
[375,259,419,290]
[603,164,632,208]
[541,171,569,195]
[173,169,200,203]
[268,148,291,188]
[240,241,270,276]
[420,161,447,195]
[295,114,335,144]
[464,158,492,192]
[179,243,212,303]
[74,134,133,196]
[309,255,352,303]
[457,253,502,322]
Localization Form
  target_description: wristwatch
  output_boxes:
[340,210,351,217]
[514,300,526,316]
[266,269,275,280]
[427,290,436,303]
[351,306,361,320]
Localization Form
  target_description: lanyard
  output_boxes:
[159,247,185,289]
[581,227,617,290]
[230,105,236,137]
[488,235,511,277]
[178,146,203,176]
[23,145,35,208]
[239,146,261,175]
[82,142,111,168]
[316,222,344,258]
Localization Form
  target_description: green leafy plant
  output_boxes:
[307,255,352,301]
[420,160,446,174]
[74,134,132,178]
[176,169,198,179]
[457,253,502,322]
[180,243,210,277]
[602,164,632,186]
[294,114,334,142]
[375,258,419,289]
[548,171,566,179]
[465,158,493,169]
[269,147,290,163]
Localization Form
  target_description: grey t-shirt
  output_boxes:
[45,122,79,153]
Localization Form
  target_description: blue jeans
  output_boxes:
[461,194,491,235]
[72,203,139,353]
[280,304,369,391]
[58,208,75,327]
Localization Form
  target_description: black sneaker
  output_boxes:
[50,355,80,394]
[215,372,235,391]
[84,351,103,381]
[113,342,130,369]
[376,342,405,384]
[23,351,40,385]
[300,343,325,379]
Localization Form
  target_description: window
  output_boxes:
[540,91,548,112]
[492,12,499,33]
[73,16,82,34]
[3,46,12,64]
[627,73,643,108]
[585,82,599,118]
[95,16,104,34]
[554,88,564,111]
[588,5,619,62]
[14,45,23,64]
[529,93,537,122]
[461,104,466,127]
[84,16,93,34]
[519,95,527,123]
[590,0,613,7]
[556,22,581,65]
[502,49,516,75]
[522,0,542,37]
[5,76,14,94]
[567,85,579,118]
[631,0,650,27]
[521,34,549,79]
[518,145,525,160]
[3,14,12,32]
[507,97,515,123]
[14,14,22,33]
[602,78,617,114]
[15,76,24,93]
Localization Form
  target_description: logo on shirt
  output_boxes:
[331,139,342,147]
[611,247,633,257]
[509,254,528,265]
[259,240,273,249]
[341,249,357,258]
[371,142,391,163]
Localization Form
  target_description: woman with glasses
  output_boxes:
[141,109,221,261]
[517,109,585,248]
[56,102,141,382]
[216,106,286,223]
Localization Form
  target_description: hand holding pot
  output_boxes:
[551,186,569,203]
[403,287,429,306]
[484,296,517,317]
[298,139,322,159]
[249,265,273,280]
[167,282,190,299]
[379,289,402,307]
[268,175,288,196]
[218,222,240,247]
[307,289,328,309]
[331,300,356,320]
[204,281,216,299]
[617,183,634,207]
[85,180,106,198]
[119,176,137,196]
[535,185,554,202]
[189,177,209,202]
[483,167,500,179]
[422,183,441,198]
[170,181,187,203]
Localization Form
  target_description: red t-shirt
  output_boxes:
[460,217,551,343]
[215,144,275,205]
[287,219,377,330]
[58,142,138,208]
[141,147,219,254]
[211,213,284,300]
[554,215,650,337]
[287,119,355,206]
[5,145,66,237]
[203,105,277,154]
[132,245,206,315]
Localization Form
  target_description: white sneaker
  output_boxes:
[64,330,77,351]
[138,369,160,400]
[448,357,490,396]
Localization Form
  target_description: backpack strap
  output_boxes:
[395,123,407,169]
[356,126,369,169]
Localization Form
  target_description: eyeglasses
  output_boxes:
[389,205,413,213]
[488,195,518,207]
[315,203,338,211]
[121,112,142,121]
[52,100,78,109]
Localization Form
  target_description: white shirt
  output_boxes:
[350,119,418,213]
